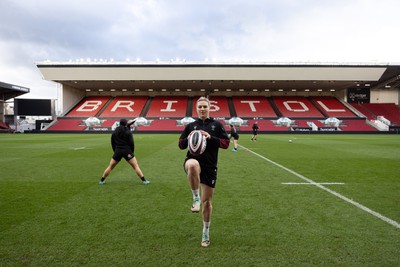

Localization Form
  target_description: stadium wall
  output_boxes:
[371,89,399,104]
[62,84,85,115]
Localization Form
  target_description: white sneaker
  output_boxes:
[191,197,201,212]
[201,232,210,247]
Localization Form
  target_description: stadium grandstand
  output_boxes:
[0,81,30,133]
[6,62,400,133]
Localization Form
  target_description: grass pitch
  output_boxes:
[0,133,399,266]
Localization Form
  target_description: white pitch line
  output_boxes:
[239,144,400,229]
[72,147,86,150]
[282,182,345,185]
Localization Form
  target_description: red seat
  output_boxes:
[66,96,111,117]
[232,96,277,118]
[47,119,87,131]
[273,96,324,118]
[100,96,148,118]
[146,96,188,118]
[311,96,357,118]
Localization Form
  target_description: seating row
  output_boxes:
[46,96,395,132]
[47,118,377,132]
[63,96,358,119]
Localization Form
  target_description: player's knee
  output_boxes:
[186,163,199,174]
[202,199,212,210]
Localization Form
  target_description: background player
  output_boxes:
[251,121,259,141]
[230,124,239,152]
[99,118,150,185]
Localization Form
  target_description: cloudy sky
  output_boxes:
[1,0,399,99]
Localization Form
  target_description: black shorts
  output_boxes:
[184,158,217,188]
[231,133,239,140]
[112,148,134,162]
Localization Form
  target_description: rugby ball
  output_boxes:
[188,130,207,156]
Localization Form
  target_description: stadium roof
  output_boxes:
[36,62,400,94]
[0,81,30,101]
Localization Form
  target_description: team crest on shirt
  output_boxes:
[211,125,216,131]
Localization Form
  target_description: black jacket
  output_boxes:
[111,126,134,152]
[179,118,230,168]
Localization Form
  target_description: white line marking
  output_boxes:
[239,144,400,229]
[282,182,345,185]
[72,147,86,150]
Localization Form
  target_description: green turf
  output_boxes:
[0,133,399,266]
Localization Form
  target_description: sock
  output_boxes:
[203,221,210,234]
[192,189,199,199]
[140,176,146,181]
[100,177,105,182]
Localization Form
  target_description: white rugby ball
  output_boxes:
[188,130,207,156]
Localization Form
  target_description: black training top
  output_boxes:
[179,118,230,168]
[111,125,134,152]
[252,123,259,132]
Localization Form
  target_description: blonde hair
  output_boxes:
[196,97,210,107]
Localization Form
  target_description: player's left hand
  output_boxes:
[200,130,211,139]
